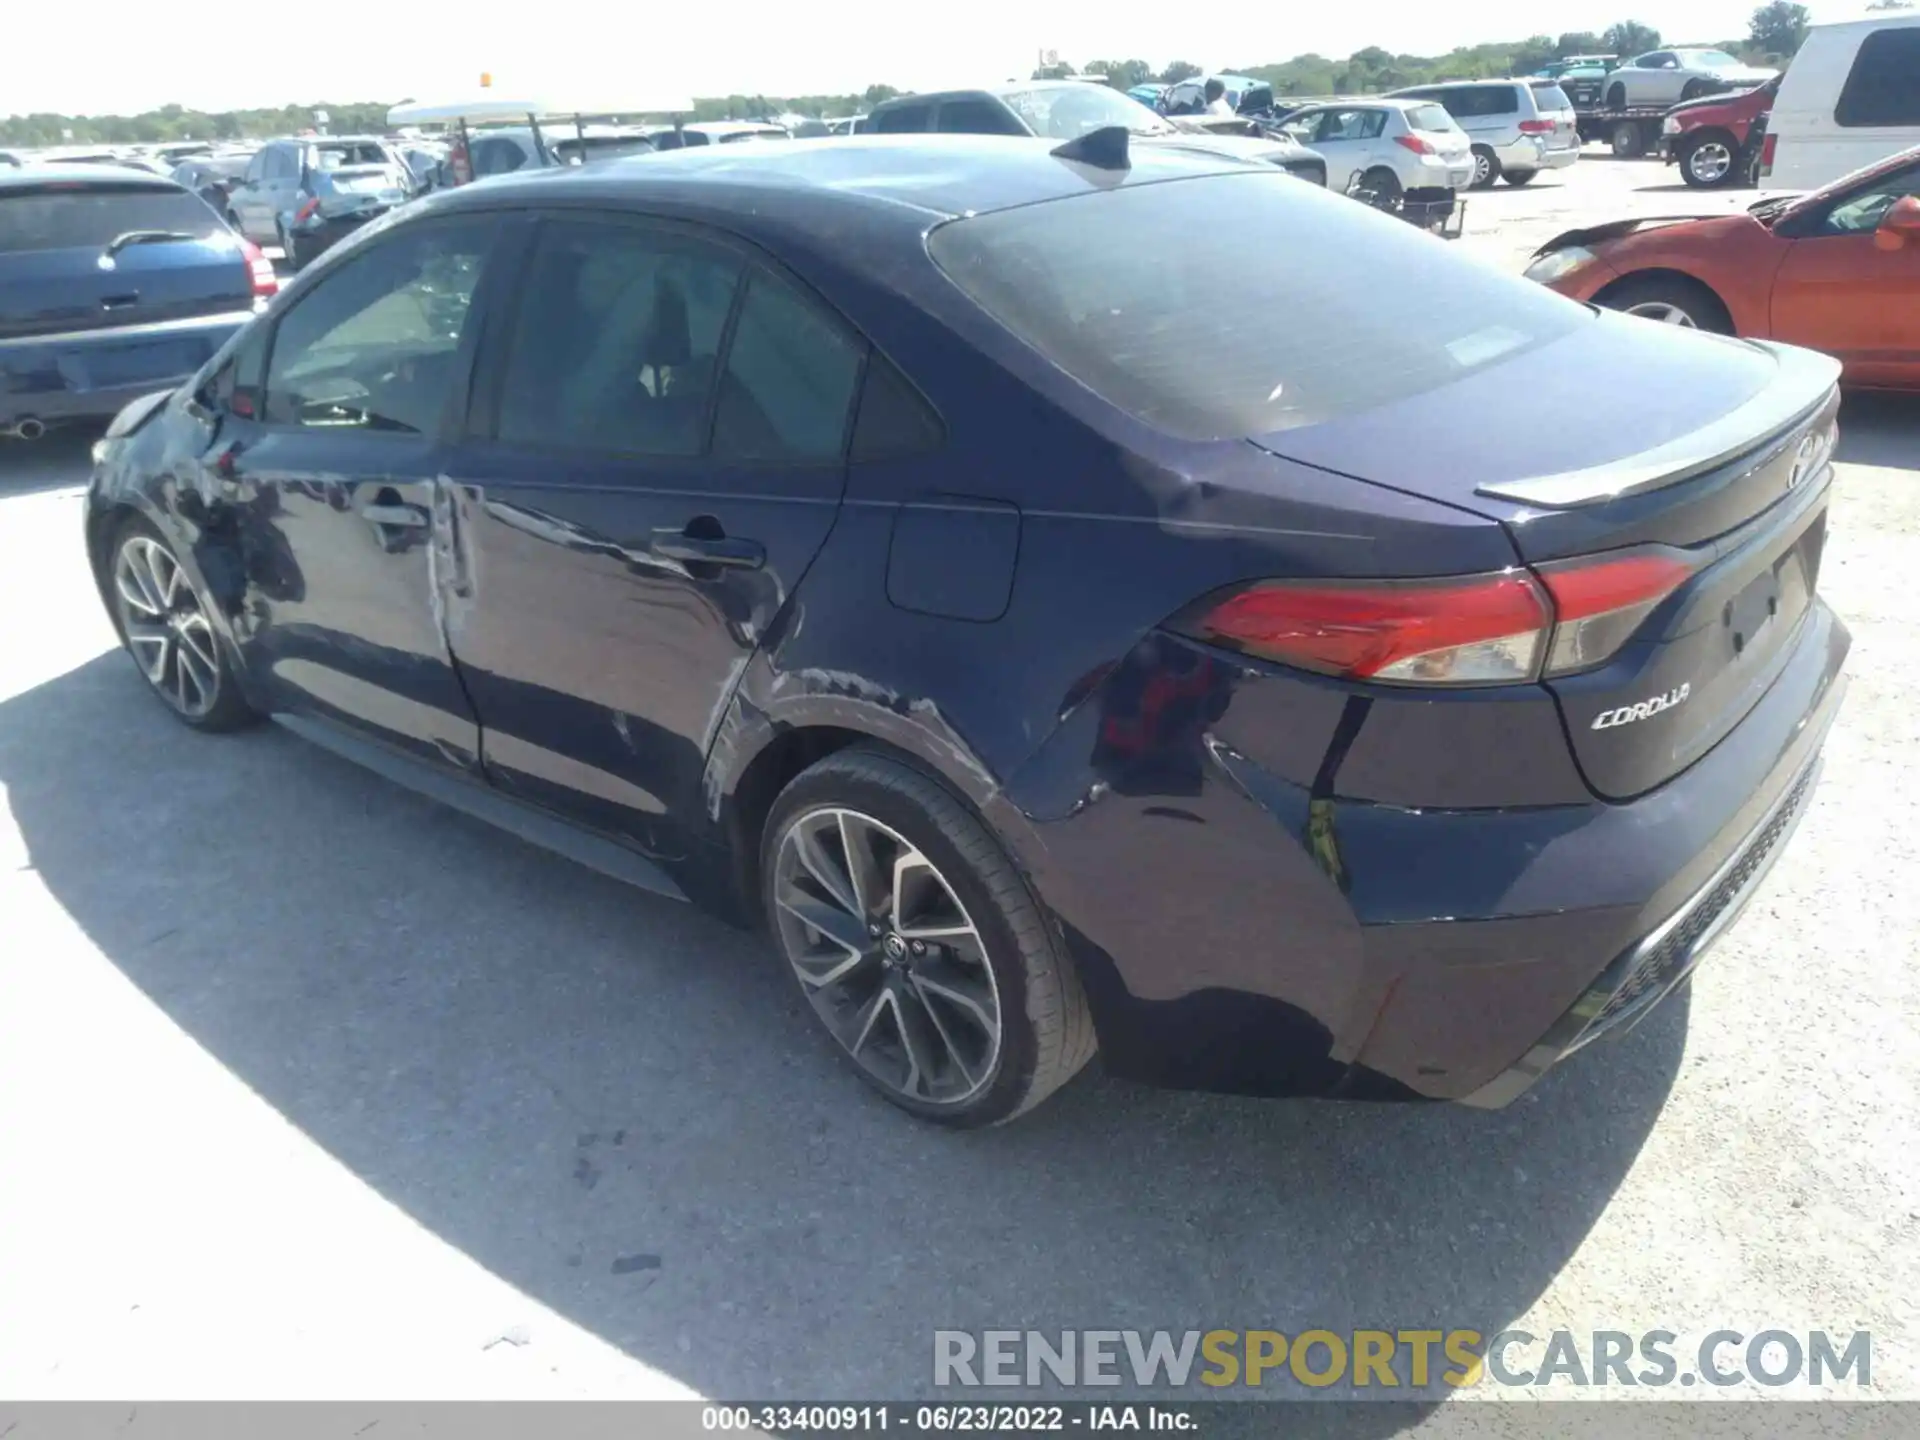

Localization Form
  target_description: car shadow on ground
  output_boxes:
[0,645,1688,1422]
[0,427,98,500]
[1837,392,1920,466]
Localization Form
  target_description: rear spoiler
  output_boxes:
[1476,342,1840,509]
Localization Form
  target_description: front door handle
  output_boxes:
[649,527,765,570]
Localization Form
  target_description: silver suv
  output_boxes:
[1387,79,1580,189]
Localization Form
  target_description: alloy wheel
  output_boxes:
[113,534,222,719]
[1623,301,1697,327]
[1473,151,1491,186]
[772,806,1003,1107]
[1687,140,1733,184]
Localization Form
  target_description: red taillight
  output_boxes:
[1534,547,1697,676]
[1518,118,1556,134]
[236,237,278,297]
[1394,133,1436,155]
[1760,132,1778,174]
[1179,572,1551,686]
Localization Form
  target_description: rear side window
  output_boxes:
[927,171,1585,441]
[1836,28,1920,128]
[497,218,741,456]
[0,185,217,253]
[713,272,864,462]
[850,352,945,461]
[470,137,528,176]
[1407,104,1456,133]
[1530,83,1573,111]
[1447,86,1521,117]
[937,100,1024,135]
[874,104,933,133]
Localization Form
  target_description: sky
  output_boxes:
[0,0,1871,117]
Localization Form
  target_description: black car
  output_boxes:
[2,166,277,439]
[86,136,1846,1125]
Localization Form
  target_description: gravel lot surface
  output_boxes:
[1,151,1915,1426]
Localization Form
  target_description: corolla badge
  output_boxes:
[1788,425,1835,492]
[1592,683,1690,730]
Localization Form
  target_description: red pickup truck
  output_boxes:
[1659,76,1780,188]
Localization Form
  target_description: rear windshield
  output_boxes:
[0,185,217,253]
[927,171,1586,441]
[313,142,391,170]
[1408,104,1457,132]
[1530,83,1574,110]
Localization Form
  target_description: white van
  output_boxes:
[1766,13,1920,190]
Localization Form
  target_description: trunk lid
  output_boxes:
[0,181,250,339]
[1253,321,1842,799]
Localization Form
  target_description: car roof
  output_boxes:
[0,164,182,192]
[1295,96,1431,110]
[1395,78,1528,90]
[428,133,1254,230]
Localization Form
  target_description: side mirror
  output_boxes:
[1874,194,1920,252]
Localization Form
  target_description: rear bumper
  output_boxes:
[0,309,252,428]
[1012,599,1849,1104]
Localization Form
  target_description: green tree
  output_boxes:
[1557,30,1606,55]
[1107,59,1154,89]
[1160,60,1202,84]
[1603,20,1662,56]
[863,84,900,106]
[1510,34,1560,73]
[1748,0,1811,55]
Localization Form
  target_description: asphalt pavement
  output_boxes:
[1,154,1916,1422]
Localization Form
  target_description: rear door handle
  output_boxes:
[363,502,429,529]
[649,529,766,570]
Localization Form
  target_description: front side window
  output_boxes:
[1684,50,1742,70]
[1836,28,1920,128]
[928,170,1586,441]
[1819,161,1920,234]
[496,219,741,456]
[263,218,493,433]
[712,272,864,463]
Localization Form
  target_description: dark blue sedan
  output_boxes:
[84,134,1848,1124]
[2,166,277,439]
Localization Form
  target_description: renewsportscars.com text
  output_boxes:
[933,1329,1872,1390]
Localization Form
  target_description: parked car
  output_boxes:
[1764,13,1920,192]
[1,166,275,439]
[171,152,257,215]
[1389,79,1580,188]
[1540,57,1619,112]
[84,135,1848,1123]
[866,83,1328,185]
[1532,54,1617,81]
[1126,84,1167,109]
[1660,76,1778,187]
[1161,74,1274,117]
[1276,99,1473,204]
[227,136,414,270]
[1603,49,1776,109]
[645,121,790,149]
[825,116,869,136]
[1525,143,1920,389]
[0,151,21,168]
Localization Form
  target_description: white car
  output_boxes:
[1602,49,1777,109]
[1388,79,1581,189]
[1278,99,1474,202]
[1765,13,1920,192]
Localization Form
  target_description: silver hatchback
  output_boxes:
[1388,79,1581,189]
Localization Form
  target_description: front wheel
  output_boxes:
[1600,274,1734,334]
[108,518,257,731]
[1679,133,1738,188]
[761,747,1095,1126]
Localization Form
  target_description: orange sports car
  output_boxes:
[1525,144,1920,390]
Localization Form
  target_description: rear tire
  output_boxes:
[761,746,1095,1127]
[1503,169,1537,186]
[1681,79,1709,100]
[1606,81,1627,110]
[1609,121,1647,159]
[278,223,306,272]
[1599,274,1734,334]
[1469,145,1501,189]
[106,516,258,733]
[1361,167,1403,208]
